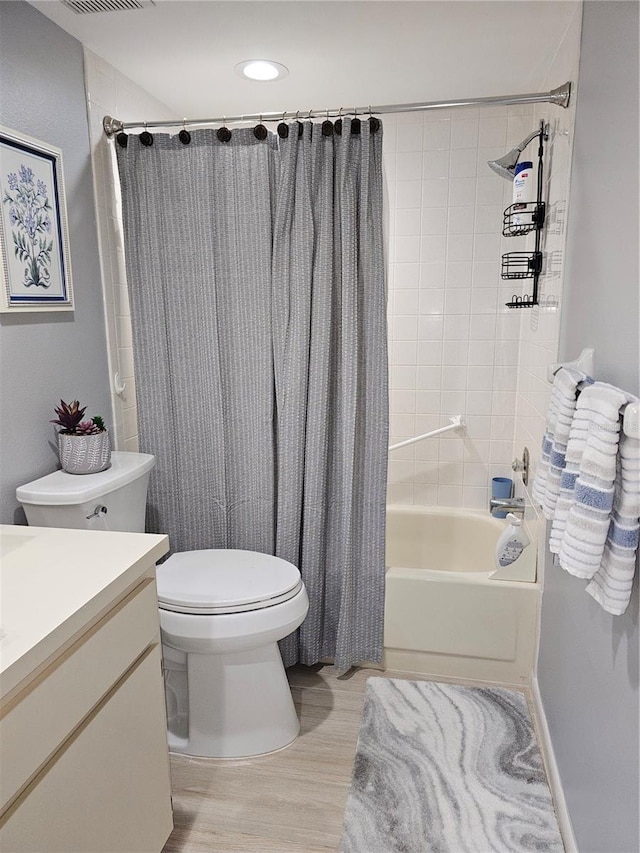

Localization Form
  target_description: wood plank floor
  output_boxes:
[162,665,530,853]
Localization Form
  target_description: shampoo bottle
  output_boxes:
[495,513,530,568]
[512,160,533,226]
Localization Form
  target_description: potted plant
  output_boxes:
[51,400,111,474]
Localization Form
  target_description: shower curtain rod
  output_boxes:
[102,81,571,136]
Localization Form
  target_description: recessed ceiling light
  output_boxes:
[235,60,288,82]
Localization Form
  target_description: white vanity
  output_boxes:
[0,524,173,853]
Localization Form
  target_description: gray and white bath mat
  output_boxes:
[340,678,563,853]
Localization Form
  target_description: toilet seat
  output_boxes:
[156,549,302,615]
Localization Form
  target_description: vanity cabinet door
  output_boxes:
[0,645,173,853]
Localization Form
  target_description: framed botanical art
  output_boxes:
[0,126,74,312]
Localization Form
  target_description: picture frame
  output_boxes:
[0,126,74,312]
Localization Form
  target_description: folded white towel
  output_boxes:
[586,428,640,615]
[532,367,590,520]
[547,372,593,552]
[558,383,632,578]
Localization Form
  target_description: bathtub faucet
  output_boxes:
[489,497,525,517]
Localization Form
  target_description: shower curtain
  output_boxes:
[115,119,387,670]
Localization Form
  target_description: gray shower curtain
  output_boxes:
[115,119,387,670]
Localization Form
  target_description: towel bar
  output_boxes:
[623,401,639,439]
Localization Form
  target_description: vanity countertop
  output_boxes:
[0,524,169,701]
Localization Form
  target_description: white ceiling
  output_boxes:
[29,0,580,119]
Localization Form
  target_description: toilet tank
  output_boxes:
[16,452,155,533]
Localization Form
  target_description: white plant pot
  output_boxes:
[58,431,111,475]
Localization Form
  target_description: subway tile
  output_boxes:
[449,148,477,178]
[423,120,451,150]
[421,207,448,235]
[467,364,494,390]
[422,178,450,208]
[462,486,489,510]
[478,116,508,148]
[468,340,496,365]
[451,118,479,149]
[448,178,477,207]
[394,236,421,263]
[395,208,421,237]
[396,151,424,181]
[391,389,416,414]
[465,414,492,440]
[389,460,417,484]
[473,232,501,261]
[470,287,498,315]
[490,440,513,464]
[491,391,517,416]
[395,181,422,208]
[420,235,447,264]
[446,262,473,288]
[444,289,472,315]
[394,289,420,314]
[417,340,443,365]
[441,340,469,365]
[447,205,475,235]
[416,390,441,414]
[440,390,467,414]
[475,175,505,206]
[416,365,442,390]
[387,483,415,505]
[490,415,515,441]
[392,315,418,340]
[443,314,470,340]
[474,204,503,234]
[472,261,500,287]
[413,484,439,505]
[417,314,444,341]
[466,390,493,416]
[463,462,489,487]
[469,314,497,340]
[390,413,416,435]
[397,123,424,152]
[422,149,450,179]
[391,340,418,364]
[391,365,417,389]
[418,288,445,315]
[414,440,439,462]
[393,262,420,288]
[437,484,464,505]
[414,460,440,484]
[419,262,447,289]
[447,234,474,262]
[439,438,464,462]
[463,439,491,463]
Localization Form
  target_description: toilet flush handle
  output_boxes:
[86,505,108,520]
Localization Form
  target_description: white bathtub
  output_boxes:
[383,505,539,685]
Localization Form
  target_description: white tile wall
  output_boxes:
[385,106,529,508]
[512,7,582,558]
[83,48,178,450]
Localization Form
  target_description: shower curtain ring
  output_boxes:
[179,118,191,145]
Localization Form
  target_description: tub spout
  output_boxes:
[489,497,525,517]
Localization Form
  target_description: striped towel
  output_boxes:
[532,367,591,520]
[557,383,632,578]
[586,429,640,615]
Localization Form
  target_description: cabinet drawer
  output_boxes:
[0,645,173,853]
[0,580,160,814]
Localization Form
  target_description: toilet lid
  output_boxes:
[155,549,302,614]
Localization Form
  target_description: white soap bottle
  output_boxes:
[495,513,530,568]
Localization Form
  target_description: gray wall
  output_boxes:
[540,3,639,852]
[0,1,111,523]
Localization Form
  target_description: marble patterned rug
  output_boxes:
[340,678,564,853]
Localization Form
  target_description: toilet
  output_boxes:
[16,450,309,758]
